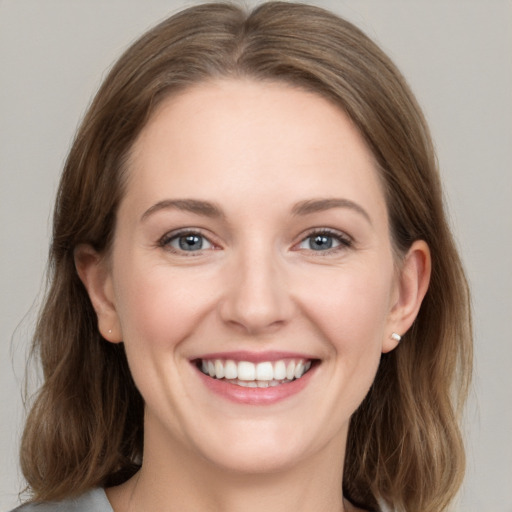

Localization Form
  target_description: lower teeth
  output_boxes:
[231,378,293,388]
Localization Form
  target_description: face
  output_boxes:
[86,79,410,475]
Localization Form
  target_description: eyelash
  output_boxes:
[158,228,353,256]
[158,229,215,256]
[296,228,353,254]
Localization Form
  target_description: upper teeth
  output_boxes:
[200,358,312,382]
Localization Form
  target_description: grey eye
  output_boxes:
[299,234,340,251]
[169,233,213,252]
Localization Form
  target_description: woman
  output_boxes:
[13,2,472,512]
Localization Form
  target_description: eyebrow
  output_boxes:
[141,197,371,224]
[141,199,225,221]
[291,198,372,224]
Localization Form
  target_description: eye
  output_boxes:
[297,230,352,252]
[161,231,213,253]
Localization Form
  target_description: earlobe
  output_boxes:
[74,244,122,343]
[383,240,431,353]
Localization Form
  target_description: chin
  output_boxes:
[184,416,338,476]
[201,440,309,475]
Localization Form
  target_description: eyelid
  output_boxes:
[156,226,352,255]
[158,228,219,254]
[293,227,353,253]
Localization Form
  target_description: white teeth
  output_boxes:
[255,362,274,381]
[238,361,256,381]
[286,360,296,380]
[214,360,224,379]
[199,357,313,384]
[294,360,305,379]
[224,359,237,379]
[232,378,293,388]
[274,360,286,380]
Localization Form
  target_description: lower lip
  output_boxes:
[194,364,316,405]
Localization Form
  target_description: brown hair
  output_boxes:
[20,3,472,511]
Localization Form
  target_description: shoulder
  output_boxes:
[10,488,113,512]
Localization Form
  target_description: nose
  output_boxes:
[219,246,294,335]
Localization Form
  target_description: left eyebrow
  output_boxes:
[291,198,372,225]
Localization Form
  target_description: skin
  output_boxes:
[76,79,430,512]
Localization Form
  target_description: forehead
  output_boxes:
[123,78,386,221]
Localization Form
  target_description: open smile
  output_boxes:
[197,357,313,387]
[192,354,319,404]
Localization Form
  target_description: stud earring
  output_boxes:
[108,329,112,335]
[391,332,402,342]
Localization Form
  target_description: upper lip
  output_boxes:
[192,350,318,363]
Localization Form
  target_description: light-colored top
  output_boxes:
[11,488,113,512]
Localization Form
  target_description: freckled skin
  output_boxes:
[78,79,429,512]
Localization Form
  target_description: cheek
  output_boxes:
[111,260,220,414]
[283,262,395,431]
[297,261,394,409]
[112,259,215,353]
[300,262,394,353]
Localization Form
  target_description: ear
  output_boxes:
[383,240,431,353]
[74,244,122,343]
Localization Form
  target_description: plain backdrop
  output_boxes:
[1,1,511,511]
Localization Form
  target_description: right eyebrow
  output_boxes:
[140,199,225,222]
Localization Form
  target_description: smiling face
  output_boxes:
[77,79,428,478]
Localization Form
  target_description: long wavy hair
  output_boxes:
[20,3,472,511]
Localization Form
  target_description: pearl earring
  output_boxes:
[391,332,402,342]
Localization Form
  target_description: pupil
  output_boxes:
[179,234,202,251]
[311,235,332,250]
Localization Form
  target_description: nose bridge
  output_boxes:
[220,236,292,334]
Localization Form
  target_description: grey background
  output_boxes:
[1,1,511,510]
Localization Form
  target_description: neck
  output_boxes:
[107,419,351,512]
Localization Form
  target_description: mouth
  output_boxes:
[194,357,315,388]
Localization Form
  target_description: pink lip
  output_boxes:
[192,350,315,363]
[193,360,318,405]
